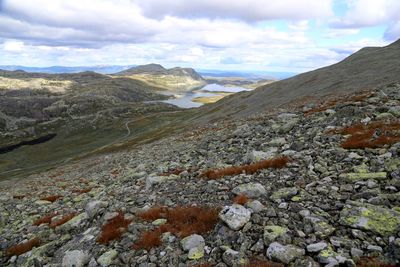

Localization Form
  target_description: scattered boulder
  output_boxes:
[219,204,252,230]
[266,242,305,264]
[232,183,266,198]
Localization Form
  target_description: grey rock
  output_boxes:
[85,200,107,219]
[180,234,205,251]
[97,250,118,267]
[232,183,266,198]
[266,242,305,264]
[307,242,328,252]
[62,250,90,267]
[219,204,252,230]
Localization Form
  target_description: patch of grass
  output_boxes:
[49,213,76,228]
[133,206,220,250]
[97,212,132,244]
[6,238,41,256]
[233,194,249,205]
[33,212,58,226]
[200,156,289,180]
[40,195,62,202]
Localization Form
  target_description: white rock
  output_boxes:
[180,234,205,251]
[307,242,328,252]
[62,250,90,267]
[219,204,252,230]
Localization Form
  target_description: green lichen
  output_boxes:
[339,172,387,182]
[291,196,301,202]
[340,202,400,236]
[188,247,204,260]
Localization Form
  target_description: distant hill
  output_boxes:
[0,65,136,74]
[197,39,400,121]
[115,64,206,91]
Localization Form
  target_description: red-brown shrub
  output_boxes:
[356,256,396,267]
[159,168,184,176]
[191,263,214,267]
[6,238,41,256]
[200,156,289,180]
[97,212,132,244]
[72,188,92,194]
[233,194,249,205]
[49,213,76,228]
[334,121,400,149]
[245,258,284,267]
[133,206,220,250]
[132,229,162,250]
[33,212,58,226]
[40,195,62,202]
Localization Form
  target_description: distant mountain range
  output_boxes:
[0,64,296,79]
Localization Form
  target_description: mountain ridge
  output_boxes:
[196,39,400,122]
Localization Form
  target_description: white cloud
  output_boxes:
[324,28,359,38]
[135,0,333,21]
[331,0,400,32]
[3,40,25,51]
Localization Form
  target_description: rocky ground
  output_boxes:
[0,83,400,266]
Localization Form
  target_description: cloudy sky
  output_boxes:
[0,0,399,73]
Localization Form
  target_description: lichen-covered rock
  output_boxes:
[145,174,179,190]
[232,183,266,198]
[219,204,252,230]
[307,242,328,253]
[97,250,118,267]
[339,172,387,182]
[304,216,336,238]
[266,242,305,264]
[339,201,400,236]
[222,248,248,266]
[270,187,298,203]
[246,200,265,212]
[263,225,290,245]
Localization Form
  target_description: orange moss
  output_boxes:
[356,257,396,267]
[200,156,289,180]
[133,206,220,250]
[33,212,58,226]
[334,121,400,149]
[49,213,76,228]
[233,194,249,205]
[6,238,41,256]
[40,195,62,202]
[97,212,132,244]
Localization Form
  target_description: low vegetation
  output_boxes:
[97,212,132,244]
[246,258,284,267]
[200,156,289,180]
[40,195,62,202]
[356,256,397,267]
[33,212,59,226]
[134,206,220,250]
[332,121,400,149]
[6,238,41,257]
[49,213,76,228]
[233,194,249,205]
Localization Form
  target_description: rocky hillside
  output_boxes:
[115,64,206,91]
[198,39,400,122]
[0,70,176,142]
[1,82,399,266]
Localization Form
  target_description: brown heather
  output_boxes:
[200,156,289,180]
[97,212,132,244]
[6,238,41,257]
[33,212,59,226]
[49,213,76,228]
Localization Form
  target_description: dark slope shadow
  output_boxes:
[0,133,57,154]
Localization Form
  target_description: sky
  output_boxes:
[0,0,399,73]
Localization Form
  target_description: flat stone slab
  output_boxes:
[339,172,387,182]
[339,200,400,237]
[232,183,266,198]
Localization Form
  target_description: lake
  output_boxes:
[158,84,249,108]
